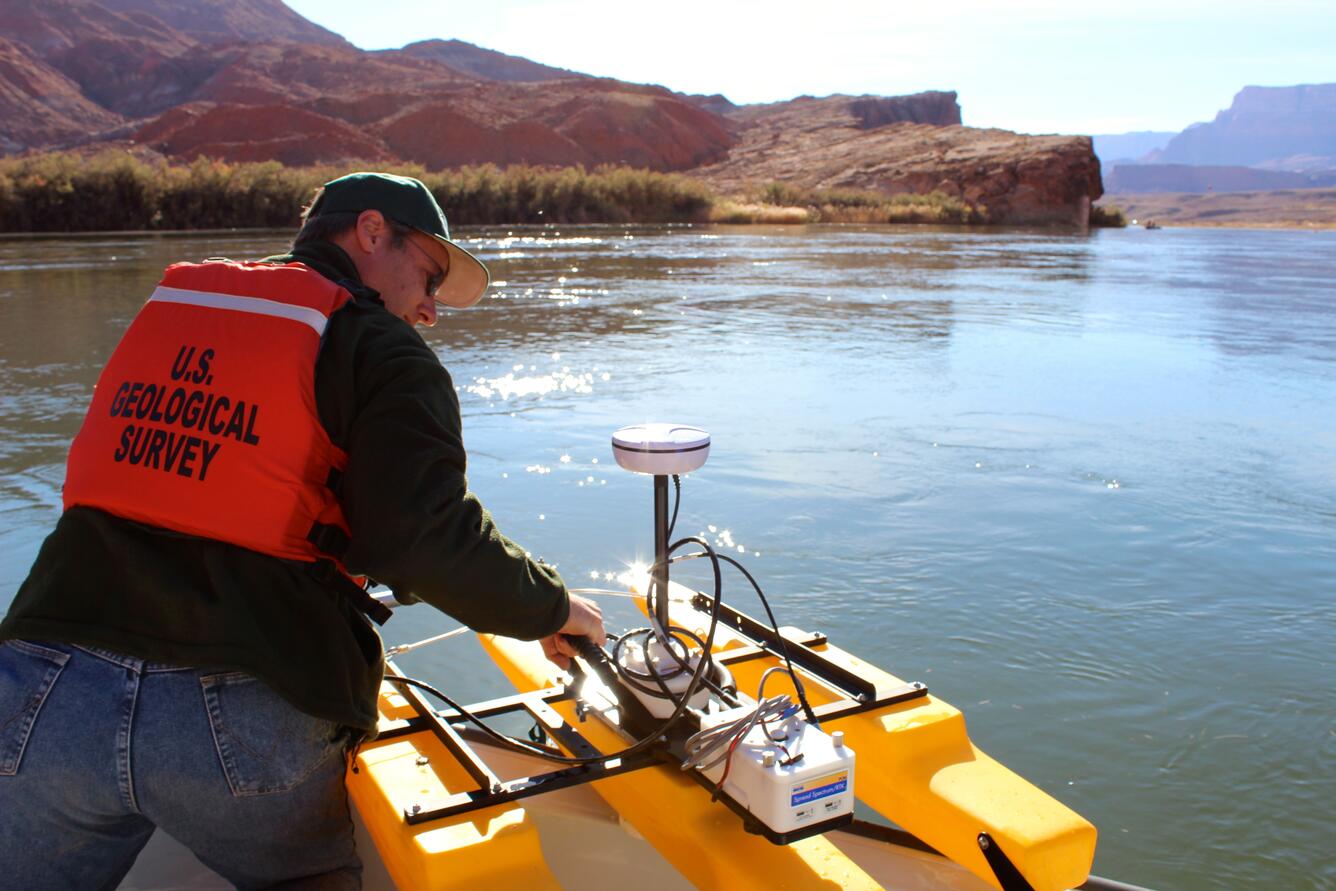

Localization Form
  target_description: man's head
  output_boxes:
[294,172,489,327]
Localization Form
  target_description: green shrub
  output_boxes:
[1089,203,1128,227]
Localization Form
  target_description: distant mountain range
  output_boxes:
[1091,131,1177,166]
[1096,85,1336,194]
[1151,85,1336,171]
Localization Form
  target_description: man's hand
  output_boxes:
[540,594,606,669]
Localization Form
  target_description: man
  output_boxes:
[0,172,605,888]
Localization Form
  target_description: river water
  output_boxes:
[1,224,1333,890]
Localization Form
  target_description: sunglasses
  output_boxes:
[403,236,446,298]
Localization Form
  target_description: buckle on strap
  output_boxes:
[356,590,393,626]
[310,559,393,626]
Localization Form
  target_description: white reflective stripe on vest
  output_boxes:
[149,285,329,336]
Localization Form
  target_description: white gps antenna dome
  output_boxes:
[612,423,711,475]
[612,423,711,630]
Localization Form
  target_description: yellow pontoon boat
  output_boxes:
[345,423,1108,891]
[124,423,1131,890]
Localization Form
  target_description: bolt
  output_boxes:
[978,835,990,850]
[410,804,421,815]
[415,755,429,766]
[492,782,504,794]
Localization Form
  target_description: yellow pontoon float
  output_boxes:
[346,424,1109,891]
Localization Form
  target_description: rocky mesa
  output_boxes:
[705,93,1101,226]
[1,0,1103,225]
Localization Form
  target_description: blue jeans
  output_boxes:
[0,639,360,890]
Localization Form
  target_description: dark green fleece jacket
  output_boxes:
[0,241,569,732]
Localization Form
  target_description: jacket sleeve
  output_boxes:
[316,303,569,639]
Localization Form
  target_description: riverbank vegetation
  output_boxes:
[0,150,1042,232]
[743,182,987,224]
[0,151,715,231]
[1089,204,1127,227]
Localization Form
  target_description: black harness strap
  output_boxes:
[306,520,392,625]
[307,427,391,624]
[308,557,393,626]
[308,521,351,559]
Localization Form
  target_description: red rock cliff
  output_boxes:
[703,94,1101,226]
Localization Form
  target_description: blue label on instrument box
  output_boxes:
[790,771,849,807]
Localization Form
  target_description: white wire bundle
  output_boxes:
[680,693,793,772]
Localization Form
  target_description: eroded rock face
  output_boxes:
[849,92,961,128]
[50,36,222,117]
[0,37,124,151]
[703,96,1101,225]
[97,0,351,48]
[0,0,191,56]
[133,103,390,165]
[1150,84,1336,171]
[128,65,737,170]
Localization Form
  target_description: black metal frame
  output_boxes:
[686,593,929,718]
[380,662,661,825]
[382,592,927,831]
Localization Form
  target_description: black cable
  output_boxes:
[380,483,815,777]
[380,534,728,768]
[622,531,726,705]
[670,549,821,726]
[640,470,683,695]
[610,625,738,705]
[382,670,686,766]
[666,473,681,540]
[613,533,730,703]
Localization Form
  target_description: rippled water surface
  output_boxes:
[2,225,1334,889]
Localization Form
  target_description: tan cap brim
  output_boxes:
[413,231,490,309]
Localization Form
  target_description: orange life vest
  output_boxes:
[62,260,383,617]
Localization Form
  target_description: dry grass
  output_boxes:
[0,151,714,230]
[707,201,811,224]
[748,183,986,224]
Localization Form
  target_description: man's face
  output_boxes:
[375,232,446,328]
[345,212,446,328]
[336,211,451,329]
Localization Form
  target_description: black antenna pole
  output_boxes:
[652,473,671,631]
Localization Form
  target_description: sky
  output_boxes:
[286,0,1336,136]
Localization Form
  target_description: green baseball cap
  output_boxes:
[308,172,489,309]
